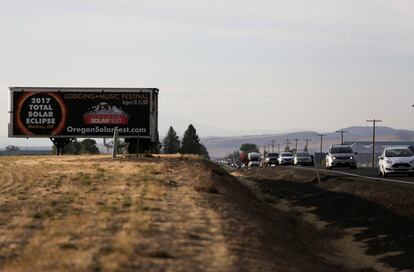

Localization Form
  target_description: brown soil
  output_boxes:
[0,155,404,271]
[236,167,414,271]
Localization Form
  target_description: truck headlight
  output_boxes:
[350,156,353,160]
[332,157,336,160]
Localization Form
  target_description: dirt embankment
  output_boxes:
[0,155,407,271]
[235,167,414,271]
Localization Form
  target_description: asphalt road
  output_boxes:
[286,165,414,184]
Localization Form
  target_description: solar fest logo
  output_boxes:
[83,102,129,125]
[15,92,66,136]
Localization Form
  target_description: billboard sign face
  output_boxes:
[10,88,156,138]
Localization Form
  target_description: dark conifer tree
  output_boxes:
[199,143,210,160]
[162,126,181,154]
[181,124,201,154]
[180,124,210,159]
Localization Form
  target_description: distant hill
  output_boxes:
[202,126,414,158]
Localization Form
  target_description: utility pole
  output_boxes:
[277,143,281,154]
[317,134,327,167]
[303,139,311,152]
[336,130,348,145]
[284,139,291,151]
[367,119,382,168]
[271,139,275,153]
[293,138,299,153]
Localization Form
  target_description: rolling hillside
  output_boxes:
[202,126,414,158]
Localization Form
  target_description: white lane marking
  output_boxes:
[288,166,414,186]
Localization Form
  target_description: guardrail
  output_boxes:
[291,166,414,186]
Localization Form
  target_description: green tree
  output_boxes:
[162,126,181,154]
[181,124,202,153]
[52,139,99,154]
[64,140,81,154]
[181,124,201,154]
[80,139,100,154]
[200,144,210,160]
[240,143,259,153]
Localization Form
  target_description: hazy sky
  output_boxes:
[1,0,414,146]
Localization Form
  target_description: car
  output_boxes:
[278,152,294,165]
[325,145,357,169]
[294,152,313,166]
[264,152,279,166]
[378,147,414,177]
[248,152,261,167]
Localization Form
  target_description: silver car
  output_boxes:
[278,152,294,165]
[378,147,414,177]
[325,145,357,169]
[294,152,313,166]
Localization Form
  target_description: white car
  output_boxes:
[278,152,294,165]
[294,152,313,166]
[248,152,261,167]
[378,147,414,177]
[326,145,357,169]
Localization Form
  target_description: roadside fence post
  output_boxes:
[314,155,321,184]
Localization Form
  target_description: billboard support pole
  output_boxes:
[136,132,140,154]
[50,138,75,155]
[112,129,119,159]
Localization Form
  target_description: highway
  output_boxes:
[286,166,414,185]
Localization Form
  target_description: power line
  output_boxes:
[303,139,311,152]
[292,138,299,152]
[284,139,291,151]
[367,119,382,168]
[335,130,348,145]
[317,134,327,167]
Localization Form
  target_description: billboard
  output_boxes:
[9,88,158,138]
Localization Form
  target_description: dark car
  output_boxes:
[265,153,279,166]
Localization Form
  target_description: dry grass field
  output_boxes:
[0,155,233,271]
[0,155,402,271]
